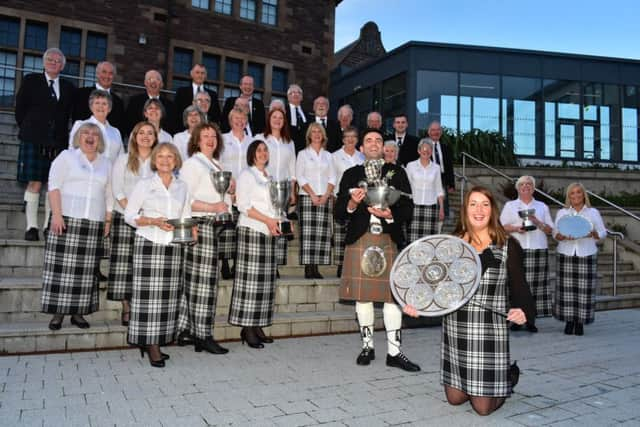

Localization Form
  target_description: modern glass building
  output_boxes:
[330,41,640,165]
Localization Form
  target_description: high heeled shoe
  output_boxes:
[138,346,168,367]
[240,327,264,349]
[255,327,274,344]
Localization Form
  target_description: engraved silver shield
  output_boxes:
[361,246,387,277]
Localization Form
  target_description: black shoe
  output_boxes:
[312,265,323,279]
[336,265,342,278]
[526,323,538,333]
[255,327,274,344]
[510,323,522,331]
[574,323,584,336]
[386,353,421,372]
[304,265,314,279]
[139,346,165,368]
[509,361,520,388]
[177,331,194,347]
[564,321,574,335]
[240,327,264,349]
[48,315,64,330]
[70,315,90,329]
[25,228,39,241]
[356,347,375,365]
[195,337,229,354]
[221,259,233,280]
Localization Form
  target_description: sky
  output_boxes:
[335,0,640,60]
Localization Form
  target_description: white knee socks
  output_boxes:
[355,301,374,349]
[43,193,51,230]
[24,190,39,231]
[383,303,402,356]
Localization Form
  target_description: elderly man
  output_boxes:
[427,121,455,218]
[335,128,420,372]
[125,69,176,134]
[337,104,354,133]
[72,61,126,137]
[15,47,75,241]
[366,111,383,130]
[221,75,265,134]
[285,84,308,153]
[309,96,341,153]
[174,63,221,129]
[393,114,420,166]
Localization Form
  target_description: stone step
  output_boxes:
[595,293,640,311]
[0,155,17,176]
[0,136,19,157]
[598,280,640,296]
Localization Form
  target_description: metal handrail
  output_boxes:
[607,230,625,296]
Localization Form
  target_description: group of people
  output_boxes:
[15,47,608,416]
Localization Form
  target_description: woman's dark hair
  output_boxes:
[454,185,508,247]
[262,108,292,142]
[187,122,224,159]
[246,139,268,167]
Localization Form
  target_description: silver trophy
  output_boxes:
[167,218,197,245]
[518,208,537,232]
[210,170,233,224]
[268,179,293,235]
[362,183,409,234]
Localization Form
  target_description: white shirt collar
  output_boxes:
[95,83,110,92]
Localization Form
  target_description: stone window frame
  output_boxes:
[188,0,283,28]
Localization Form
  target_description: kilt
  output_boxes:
[41,217,102,315]
[340,232,397,303]
[407,204,439,243]
[228,226,277,327]
[441,244,511,397]
[217,207,239,261]
[553,254,597,324]
[298,195,332,265]
[333,219,349,266]
[128,234,183,346]
[17,141,52,183]
[178,219,220,340]
[523,248,552,317]
[107,211,135,301]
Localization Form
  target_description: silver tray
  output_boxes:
[557,214,592,239]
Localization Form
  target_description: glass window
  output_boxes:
[83,63,96,87]
[86,32,107,61]
[25,21,48,51]
[247,62,264,89]
[583,125,595,159]
[204,83,219,94]
[23,54,42,73]
[203,53,220,81]
[502,76,541,156]
[224,58,242,83]
[622,108,638,161]
[192,0,210,9]
[544,102,556,157]
[240,0,256,20]
[60,27,82,58]
[560,124,576,158]
[271,67,288,93]
[344,88,373,129]
[261,0,278,25]
[173,48,193,76]
[215,0,233,15]
[62,60,80,86]
[0,16,20,48]
[0,50,17,107]
[172,78,191,91]
[460,73,500,132]
[223,87,240,100]
[415,70,458,132]
[381,73,406,123]
[600,106,610,160]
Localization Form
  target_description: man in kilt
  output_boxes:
[15,47,74,241]
[335,128,420,372]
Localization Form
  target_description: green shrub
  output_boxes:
[440,128,519,166]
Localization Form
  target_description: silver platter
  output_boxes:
[390,234,482,317]
[557,214,593,239]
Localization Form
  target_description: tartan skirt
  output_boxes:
[17,140,52,183]
[178,219,220,340]
[340,232,397,303]
[276,236,288,266]
[553,254,597,324]
[41,217,103,315]
[217,207,239,260]
[128,234,183,346]
[407,204,439,243]
[107,211,135,301]
[298,195,332,265]
[333,219,349,266]
[523,248,552,317]
[228,226,277,327]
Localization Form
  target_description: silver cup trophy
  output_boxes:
[210,171,233,224]
[518,208,537,231]
[361,182,408,234]
[268,180,293,235]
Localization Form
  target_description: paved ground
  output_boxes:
[1,309,639,427]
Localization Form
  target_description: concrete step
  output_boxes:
[598,280,640,296]
[0,155,16,176]
[595,293,640,311]
[0,136,19,157]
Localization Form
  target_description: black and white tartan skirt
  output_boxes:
[41,217,103,315]
[228,226,277,327]
[217,207,239,260]
[107,211,135,301]
[276,236,288,266]
[523,248,551,317]
[178,219,220,339]
[298,195,332,265]
[128,234,183,346]
[333,218,349,266]
[407,204,439,243]
[553,253,597,324]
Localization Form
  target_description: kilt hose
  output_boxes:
[228,226,277,327]
[217,207,239,261]
[178,219,220,340]
[107,211,135,301]
[298,195,332,265]
[128,234,183,346]
[553,253,598,324]
[523,248,552,317]
[17,140,53,183]
[41,217,103,315]
[442,243,511,397]
[333,219,349,266]
[340,232,398,304]
[407,204,439,243]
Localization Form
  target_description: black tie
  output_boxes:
[397,137,403,147]
[321,118,326,128]
[49,80,57,99]
[434,145,441,165]
[244,128,248,136]
[296,108,304,127]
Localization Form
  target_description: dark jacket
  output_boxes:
[308,114,341,153]
[71,85,126,137]
[125,93,176,135]
[396,133,421,166]
[174,85,222,129]
[434,140,455,189]
[285,104,310,154]
[220,96,265,134]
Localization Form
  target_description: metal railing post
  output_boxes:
[607,231,624,296]
[461,154,466,206]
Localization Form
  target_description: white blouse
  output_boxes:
[554,206,607,257]
[110,153,153,215]
[158,129,173,144]
[221,132,252,178]
[171,130,191,163]
[405,159,444,206]
[68,116,123,164]
[296,147,336,195]
[124,173,191,245]
[332,147,364,195]
[180,152,232,217]
[48,148,113,221]
[256,133,296,182]
[500,198,553,250]
[236,166,278,236]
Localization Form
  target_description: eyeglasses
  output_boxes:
[45,57,63,64]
